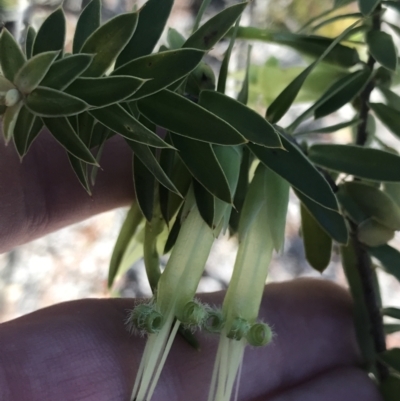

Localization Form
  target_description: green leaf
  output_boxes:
[40,54,94,90]
[25,117,43,153]
[183,2,247,50]
[385,324,400,334]
[170,134,232,203]
[125,140,181,196]
[25,26,36,59]
[295,189,348,244]
[193,179,215,228]
[89,104,170,148]
[342,181,400,230]
[65,76,145,107]
[133,153,155,222]
[167,28,186,49]
[380,349,400,373]
[384,182,400,208]
[294,118,361,136]
[366,30,398,71]
[380,375,400,401]
[14,51,59,94]
[115,0,174,67]
[314,68,371,119]
[108,201,143,288]
[2,102,22,143]
[164,204,183,254]
[369,244,400,282]
[358,0,381,15]
[137,89,245,145]
[234,28,360,68]
[237,45,252,105]
[249,135,339,211]
[68,154,91,194]
[370,102,400,140]
[12,105,35,157]
[32,8,66,56]
[309,144,400,181]
[382,307,400,320]
[73,0,101,54]
[0,29,26,82]
[378,86,400,111]
[358,218,395,246]
[184,61,216,96]
[77,112,95,146]
[199,90,282,148]
[192,0,212,32]
[113,49,205,99]
[42,117,97,164]
[301,203,332,272]
[0,75,15,92]
[81,12,138,77]
[25,86,89,117]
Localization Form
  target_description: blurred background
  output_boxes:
[1,0,400,347]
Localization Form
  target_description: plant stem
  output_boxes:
[352,4,388,382]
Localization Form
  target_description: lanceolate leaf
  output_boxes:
[13,106,35,157]
[369,244,400,282]
[309,144,400,181]
[125,140,181,196]
[42,117,97,164]
[301,203,332,272]
[32,8,66,56]
[358,0,381,15]
[378,86,400,111]
[14,51,59,94]
[382,307,400,320]
[115,0,174,67]
[237,45,252,105]
[199,90,283,148]
[0,29,26,82]
[77,112,95,146]
[294,118,361,136]
[40,54,94,90]
[25,26,36,59]
[2,102,22,143]
[249,135,339,211]
[68,154,91,194]
[183,2,247,50]
[384,324,400,334]
[25,87,89,117]
[171,134,232,203]
[138,90,246,145]
[295,189,348,244]
[133,154,155,222]
[25,117,43,153]
[89,104,171,148]
[366,30,398,71]
[342,181,400,230]
[65,76,145,107]
[114,49,205,99]
[370,102,400,140]
[81,12,138,77]
[167,28,186,49]
[73,0,101,54]
[193,179,215,228]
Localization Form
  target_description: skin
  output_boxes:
[0,132,383,401]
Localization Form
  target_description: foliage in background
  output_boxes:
[2,0,400,400]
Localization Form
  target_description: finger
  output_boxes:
[0,132,133,252]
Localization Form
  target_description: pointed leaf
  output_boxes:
[384,324,400,334]
[343,181,400,230]
[25,117,43,152]
[138,89,245,145]
[14,51,59,94]
[237,45,252,105]
[68,154,91,194]
[115,0,174,67]
[81,12,138,77]
[133,153,155,222]
[382,308,400,320]
[25,86,89,117]
[199,90,282,148]
[183,2,247,50]
[309,144,400,181]
[65,76,145,107]
[369,244,400,282]
[0,75,15,92]
[13,105,35,157]
[73,0,101,54]
[249,135,338,211]
[167,28,186,49]
[40,54,94,90]
[113,48,205,99]
[295,189,348,244]
[77,112,95,146]
[170,134,232,203]
[193,179,215,228]
[294,118,361,136]
[301,203,332,272]
[164,204,183,254]
[378,86,400,111]
[0,29,26,82]
[25,26,36,59]
[89,104,170,148]
[125,140,181,196]
[42,117,97,164]
[366,30,397,71]
[370,102,400,140]
[33,8,66,55]
[383,182,400,208]
[2,102,22,143]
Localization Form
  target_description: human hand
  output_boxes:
[0,279,383,401]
